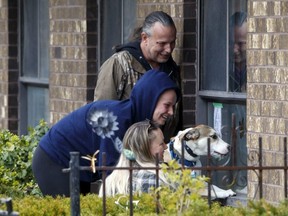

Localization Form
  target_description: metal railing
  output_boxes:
[63,136,288,216]
[0,198,19,216]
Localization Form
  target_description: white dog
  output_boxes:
[164,124,236,199]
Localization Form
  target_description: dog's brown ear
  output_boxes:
[184,129,200,141]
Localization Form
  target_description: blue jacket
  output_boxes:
[39,69,180,182]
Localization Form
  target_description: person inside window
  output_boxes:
[230,11,247,92]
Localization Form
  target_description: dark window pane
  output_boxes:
[27,86,49,128]
[100,0,122,63]
[22,0,38,77]
[22,0,49,79]
[199,0,248,194]
[100,0,136,64]
[200,0,227,91]
[20,0,49,134]
[200,0,247,93]
[229,4,247,92]
[123,0,136,42]
[39,0,49,79]
[207,102,247,191]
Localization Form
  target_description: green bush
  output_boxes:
[0,120,49,197]
[8,195,288,216]
[7,194,228,216]
[9,195,288,215]
[237,199,288,216]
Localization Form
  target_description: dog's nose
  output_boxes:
[227,145,231,151]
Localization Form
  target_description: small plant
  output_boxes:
[0,119,49,197]
[151,160,210,215]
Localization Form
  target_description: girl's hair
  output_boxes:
[99,120,164,197]
[123,120,159,162]
[130,11,176,41]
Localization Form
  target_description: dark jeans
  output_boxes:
[32,145,90,197]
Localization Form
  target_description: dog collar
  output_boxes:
[168,140,197,167]
[183,140,199,158]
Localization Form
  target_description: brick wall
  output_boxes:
[181,0,197,128]
[247,0,288,203]
[49,0,98,123]
[0,0,18,133]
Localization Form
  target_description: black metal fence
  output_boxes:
[62,136,288,216]
[0,198,19,216]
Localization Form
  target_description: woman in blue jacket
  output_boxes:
[32,69,181,197]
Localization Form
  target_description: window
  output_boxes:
[19,0,49,134]
[198,0,247,193]
[98,0,136,65]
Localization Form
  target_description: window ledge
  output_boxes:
[19,77,49,86]
[199,90,246,101]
